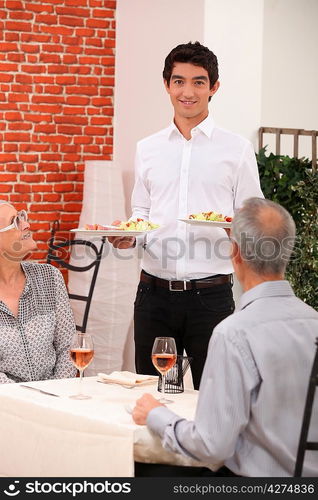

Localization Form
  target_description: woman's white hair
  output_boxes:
[0,200,14,209]
[231,197,296,275]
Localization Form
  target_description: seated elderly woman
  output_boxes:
[0,200,77,383]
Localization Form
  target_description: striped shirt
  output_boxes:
[0,262,77,383]
[147,280,318,476]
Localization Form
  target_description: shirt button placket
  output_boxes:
[176,138,192,280]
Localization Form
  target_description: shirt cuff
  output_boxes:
[147,406,181,438]
[134,234,146,249]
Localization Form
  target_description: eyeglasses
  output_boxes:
[0,210,28,233]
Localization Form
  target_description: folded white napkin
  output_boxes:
[97,371,158,387]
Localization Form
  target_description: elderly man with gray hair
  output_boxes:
[132,197,318,477]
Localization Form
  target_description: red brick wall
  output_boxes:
[0,0,116,261]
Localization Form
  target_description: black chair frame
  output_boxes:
[47,220,106,334]
[294,337,318,476]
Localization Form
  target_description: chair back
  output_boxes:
[47,220,106,333]
[294,337,318,476]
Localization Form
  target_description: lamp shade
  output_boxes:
[68,161,139,375]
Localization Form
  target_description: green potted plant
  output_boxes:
[256,147,318,310]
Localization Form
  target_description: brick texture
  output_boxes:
[0,0,116,265]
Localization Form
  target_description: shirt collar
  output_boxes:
[0,262,31,316]
[167,113,215,140]
[196,114,215,138]
[238,280,295,311]
[167,122,181,139]
[20,261,31,296]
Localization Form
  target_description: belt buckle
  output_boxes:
[169,280,187,291]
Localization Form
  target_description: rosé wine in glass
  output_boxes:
[69,333,94,400]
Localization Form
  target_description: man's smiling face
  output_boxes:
[164,62,219,123]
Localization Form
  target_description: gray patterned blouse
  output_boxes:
[0,261,77,383]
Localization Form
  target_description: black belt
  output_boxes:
[140,270,232,291]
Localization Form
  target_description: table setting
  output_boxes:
[0,373,203,477]
[0,335,221,476]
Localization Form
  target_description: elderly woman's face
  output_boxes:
[0,204,37,260]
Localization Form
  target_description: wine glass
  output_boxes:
[69,333,94,400]
[151,337,177,404]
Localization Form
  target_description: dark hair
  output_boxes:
[163,41,219,89]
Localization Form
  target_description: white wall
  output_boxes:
[203,0,264,147]
[115,0,318,200]
[114,0,204,215]
[113,0,264,312]
[202,0,265,303]
[261,0,318,158]
[112,0,317,373]
[114,0,204,371]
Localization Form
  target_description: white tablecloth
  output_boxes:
[0,376,209,477]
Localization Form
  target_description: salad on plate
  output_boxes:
[83,218,159,232]
[117,218,159,231]
[188,211,232,223]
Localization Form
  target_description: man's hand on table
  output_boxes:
[107,219,136,249]
[132,394,165,425]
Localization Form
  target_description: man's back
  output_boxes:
[132,198,317,477]
[218,281,318,476]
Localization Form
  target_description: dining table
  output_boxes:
[0,375,216,477]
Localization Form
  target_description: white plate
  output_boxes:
[178,218,232,229]
[125,404,133,414]
[70,228,159,237]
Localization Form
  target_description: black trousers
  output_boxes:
[134,273,234,389]
[134,462,240,477]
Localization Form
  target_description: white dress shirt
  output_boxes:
[131,114,263,280]
[147,281,318,476]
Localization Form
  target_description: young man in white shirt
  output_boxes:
[109,41,263,389]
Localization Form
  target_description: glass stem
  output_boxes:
[79,369,84,395]
[162,373,165,398]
